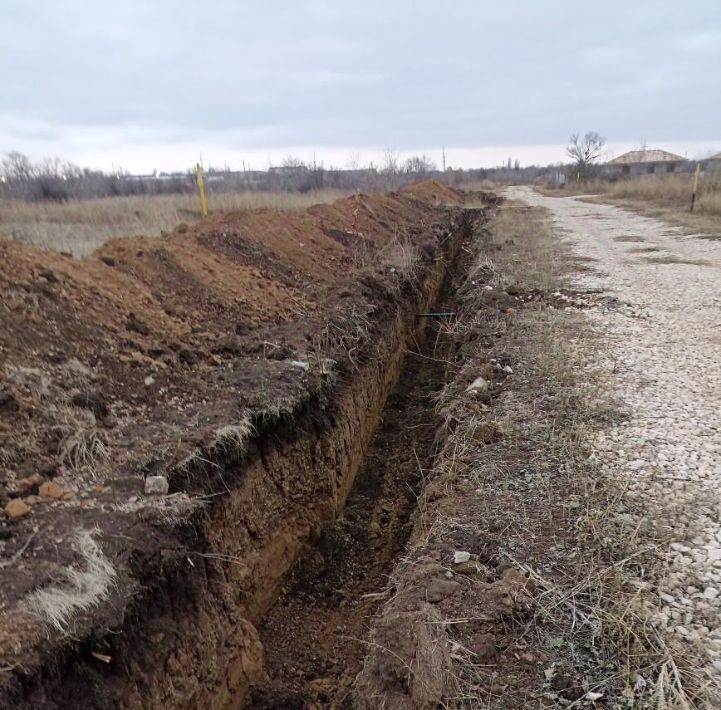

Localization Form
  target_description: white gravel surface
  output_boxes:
[508,186,721,701]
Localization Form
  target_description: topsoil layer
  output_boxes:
[0,180,466,706]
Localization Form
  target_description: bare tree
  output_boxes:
[280,156,306,169]
[381,147,401,188]
[2,151,35,181]
[382,148,400,175]
[566,132,606,175]
[404,154,437,176]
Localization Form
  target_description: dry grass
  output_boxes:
[0,188,348,257]
[23,528,116,630]
[446,200,698,706]
[549,173,721,235]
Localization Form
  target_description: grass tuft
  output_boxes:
[23,528,116,630]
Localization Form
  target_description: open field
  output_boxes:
[543,173,721,235]
[0,188,348,257]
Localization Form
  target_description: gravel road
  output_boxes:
[508,186,721,701]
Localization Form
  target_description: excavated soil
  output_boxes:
[0,181,487,708]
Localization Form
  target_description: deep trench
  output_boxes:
[245,267,459,709]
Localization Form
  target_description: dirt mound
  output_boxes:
[401,179,466,206]
[0,180,466,707]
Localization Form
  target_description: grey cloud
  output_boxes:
[1,0,720,160]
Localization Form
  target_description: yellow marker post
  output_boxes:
[690,163,701,213]
[195,163,208,217]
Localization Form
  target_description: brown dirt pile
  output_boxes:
[0,182,463,705]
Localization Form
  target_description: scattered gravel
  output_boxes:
[509,187,721,697]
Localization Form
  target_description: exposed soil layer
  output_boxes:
[0,181,484,708]
[248,259,457,708]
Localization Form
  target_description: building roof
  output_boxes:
[607,149,686,165]
[708,152,721,161]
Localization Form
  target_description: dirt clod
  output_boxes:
[4,499,31,519]
[144,475,169,496]
[0,390,19,418]
[126,312,151,335]
[425,578,461,602]
[38,480,70,500]
[70,391,109,420]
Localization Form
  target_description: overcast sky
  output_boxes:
[2,0,720,172]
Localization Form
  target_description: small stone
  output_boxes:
[453,551,471,564]
[144,375,155,386]
[704,587,719,601]
[144,475,169,496]
[4,499,31,519]
[709,549,721,563]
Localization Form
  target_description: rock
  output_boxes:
[453,551,471,564]
[4,499,31,519]
[466,377,489,393]
[704,587,719,601]
[144,375,155,386]
[145,475,169,496]
[425,578,461,603]
[39,480,71,500]
[709,549,721,563]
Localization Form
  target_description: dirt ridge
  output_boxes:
[0,182,477,708]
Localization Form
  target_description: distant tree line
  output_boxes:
[0,151,193,201]
[0,149,565,203]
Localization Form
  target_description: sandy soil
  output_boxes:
[509,186,721,703]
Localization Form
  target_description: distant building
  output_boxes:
[706,152,721,172]
[603,149,687,177]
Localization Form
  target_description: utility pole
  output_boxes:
[442,146,447,172]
